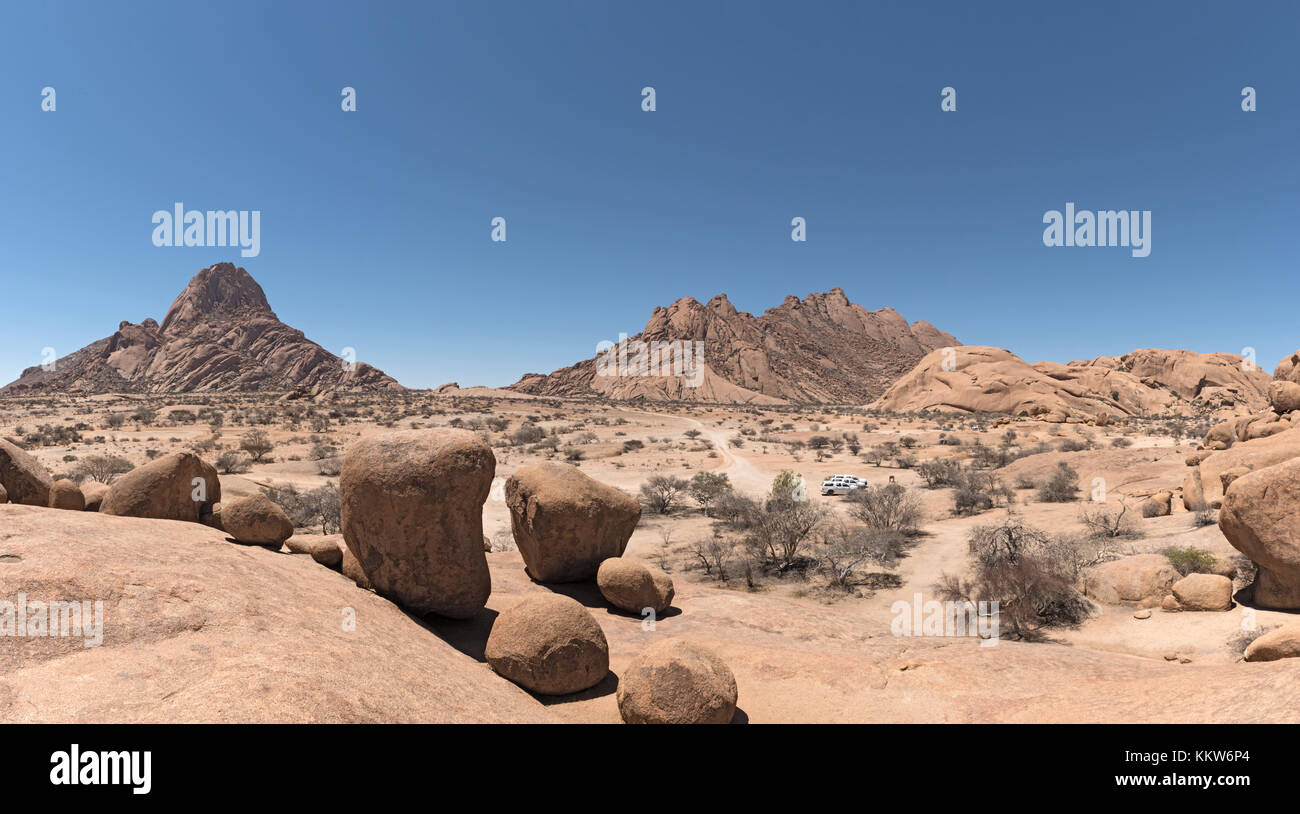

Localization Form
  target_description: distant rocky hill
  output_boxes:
[872,345,1271,417]
[1,263,402,395]
[509,288,959,404]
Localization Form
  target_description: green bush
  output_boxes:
[1163,546,1217,576]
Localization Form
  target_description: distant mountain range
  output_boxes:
[509,287,958,404]
[0,263,401,395]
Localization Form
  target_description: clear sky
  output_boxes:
[1,1,1296,389]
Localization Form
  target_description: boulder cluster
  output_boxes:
[334,434,733,723]
[0,429,737,723]
[1168,349,1300,619]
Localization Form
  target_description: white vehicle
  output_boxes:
[820,474,866,496]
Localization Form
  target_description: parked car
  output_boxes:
[820,474,866,495]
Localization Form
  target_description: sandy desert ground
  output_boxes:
[4,388,1298,723]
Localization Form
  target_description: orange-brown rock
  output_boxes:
[617,639,738,724]
[99,452,219,523]
[1219,458,1300,609]
[506,463,641,583]
[0,504,553,723]
[340,429,494,618]
[510,288,957,404]
[47,480,85,511]
[221,493,293,546]
[0,263,403,395]
[0,439,53,507]
[597,558,675,614]
[484,593,609,695]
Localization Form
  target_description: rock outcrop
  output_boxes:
[0,439,54,507]
[98,452,219,523]
[1219,458,1300,609]
[0,504,554,723]
[596,558,675,614]
[510,288,957,404]
[0,263,403,395]
[874,346,1269,417]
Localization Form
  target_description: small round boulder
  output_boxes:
[617,639,738,725]
[485,593,609,695]
[221,493,294,546]
[80,481,109,511]
[48,480,86,511]
[597,558,675,614]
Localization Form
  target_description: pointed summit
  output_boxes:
[1,263,403,395]
[160,263,274,335]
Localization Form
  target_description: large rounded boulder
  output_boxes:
[617,639,738,724]
[506,463,641,583]
[485,593,609,695]
[1081,554,1179,605]
[48,480,86,511]
[340,429,494,618]
[99,452,219,522]
[221,493,293,546]
[1171,573,1233,611]
[0,438,54,507]
[597,557,675,614]
[1219,458,1300,608]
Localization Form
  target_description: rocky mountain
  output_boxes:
[509,288,959,404]
[872,345,1271,418]
[1,263,403,395]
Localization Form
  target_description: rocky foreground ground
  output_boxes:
[3,494,1300,723]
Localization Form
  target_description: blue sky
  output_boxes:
[1,1,1296,389]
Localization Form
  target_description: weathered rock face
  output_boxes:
[484,593,610,695]
[617,639,738,725]
[1082,554,1180,605]
[596,558,675,614]
[1184,426,1300,506]
[874,346,1269,418]
[221,493,293,546]
[1219,458,1300,609]
[47,481,85,512]
[1171,573,1233,611]
[0,504,554,723]
[506,463,642,583]
[509,288,957,404]
[0,439,54,507]
[0,263,403,395]
[98,452,219,523]
[340,429,494,618]
[0,483,6,504]
[1269,381,1300,414]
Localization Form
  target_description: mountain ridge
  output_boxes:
[0,263,403,395]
